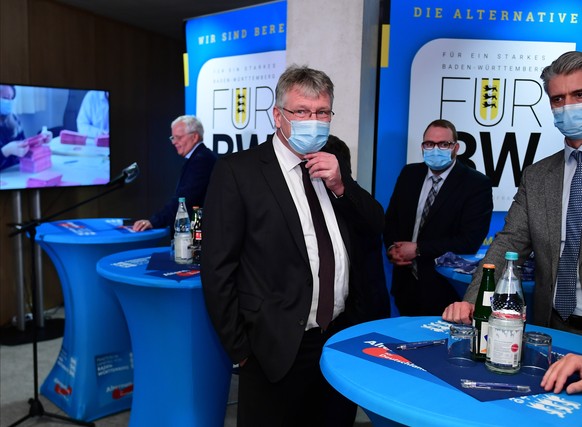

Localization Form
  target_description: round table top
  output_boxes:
[35,218,168,244]
[97,246,201,289]
[321,316,582,427]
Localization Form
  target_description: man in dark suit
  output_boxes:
[384,119,493,316]
[201,66,384,427]
[133,115,217,231]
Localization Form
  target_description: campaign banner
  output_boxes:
[184,1,287,155]
[375,0,581,212]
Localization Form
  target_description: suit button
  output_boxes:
[299,319,306,326]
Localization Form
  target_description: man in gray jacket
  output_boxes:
[442,50,582,336]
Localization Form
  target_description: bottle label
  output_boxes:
[174,234,193,263]
[481,291,494,307]
[486,321,523,369]
[195,231,202,241]
[472,318,489,357]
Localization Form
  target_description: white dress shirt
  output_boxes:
[273,134,349,329]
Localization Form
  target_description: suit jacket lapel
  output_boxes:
[404,166,426,236]
[546,151,565,283]
[258,138,310,264]
[175,144,201,190]
[422,161,463,226]
[330,199,352,261]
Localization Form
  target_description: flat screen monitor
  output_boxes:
[0,83,110,190]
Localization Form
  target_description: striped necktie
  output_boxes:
[555,150,582,320]
[420,176,442,231]
[412,176,442,279]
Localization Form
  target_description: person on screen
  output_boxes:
[0,84,28,171]
[200,65,385,426]
[542,353,582,395]
[76,90,109,137]
[442,51,582,335]
[132,115,217,232]
[384,118,493,316]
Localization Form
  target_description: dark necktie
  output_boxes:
[300,162,335,329]
[412,176,442,279]
[555,150,582,320]
[419,176,442,231]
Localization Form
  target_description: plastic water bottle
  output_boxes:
[173,197,193,264]
[472,263,496,361]
[485,251,525,374]
[191,206,203,266]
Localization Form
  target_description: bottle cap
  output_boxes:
[483,263,495,269]
[505,251,518,261]
[179,197,185,202]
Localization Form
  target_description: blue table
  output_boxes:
[321,316,582,427]
[96,247,232,427]
[435,253,535,321]
[36,218,168,421]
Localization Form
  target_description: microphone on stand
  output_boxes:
[9,162,141,237]
[109,162,140,186]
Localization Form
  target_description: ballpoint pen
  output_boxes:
[395,339,447,350]
[461,379,531,392]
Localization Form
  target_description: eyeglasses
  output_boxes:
[169,131,194,142]
[421,140,457,150]
[280,107,334,121]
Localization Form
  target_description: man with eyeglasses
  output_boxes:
[201,65,384,426]
[444,51,582,337]
[133,115,216,231]
[384,119,493,316]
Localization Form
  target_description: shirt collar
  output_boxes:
[273,133,302,172]
[564,141,579,163]
[185,141,202,159]
[426,159,456,182]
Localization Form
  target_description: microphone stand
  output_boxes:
[6,176,130,427]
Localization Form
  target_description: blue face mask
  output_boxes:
[0,98,14,116]
[280,112,330,154]
[552,103,582,140]
[423,148,453,171]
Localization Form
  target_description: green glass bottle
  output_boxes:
[472,263,496,361]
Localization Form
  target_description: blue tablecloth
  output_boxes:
[321,316,582,427]
[36,218,168,421]
[97,247,231,427]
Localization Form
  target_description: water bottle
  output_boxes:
[191,206,203,266]
[173,197,193,264]
[472,263,496,361]
[485,251,525,374]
